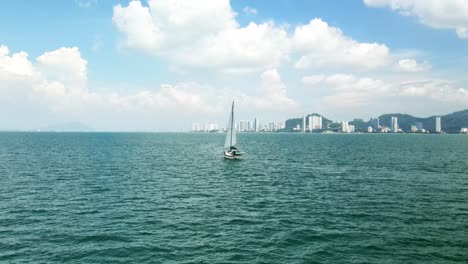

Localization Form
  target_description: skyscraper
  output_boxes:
[341,121,348,133]
[254,118,258,132]
[313,115,322,130]
[308,115,322,131]
[302,116,306,132]
[391,117,398,133]
[435,116,442,133]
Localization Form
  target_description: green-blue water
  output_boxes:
[1,132,467,263]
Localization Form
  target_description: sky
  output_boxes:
[1,0,468,131]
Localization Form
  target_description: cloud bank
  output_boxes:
[364,0,468,39]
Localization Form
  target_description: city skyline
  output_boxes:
[1,0,468,131]
[191,111,464,134]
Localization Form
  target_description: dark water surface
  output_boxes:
[1,132,467,263]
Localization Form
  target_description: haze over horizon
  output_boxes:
[1,0,468,131]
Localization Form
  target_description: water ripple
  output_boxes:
[0,132,467,263]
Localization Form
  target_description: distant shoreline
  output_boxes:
[1,131,467,135]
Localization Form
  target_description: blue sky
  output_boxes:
[1,0,467,131]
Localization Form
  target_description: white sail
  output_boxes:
[224,102,236,149]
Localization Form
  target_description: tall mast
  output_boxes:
[230,101,234,147]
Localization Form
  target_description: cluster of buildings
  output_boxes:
[192,118,285,132]
[192,122,220,132]
[293,115,324,132]
[366,116,443,134]
[237,119,285,132]
[340,121,355,133]
[193,114,467,134]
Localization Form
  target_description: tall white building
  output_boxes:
[308,115,322,131]
[254,118,258,132]
[391,117,398,133]
[435,116,442,133]
[317,116,323,129]
[341,121,348,133]
[302,116,306,132]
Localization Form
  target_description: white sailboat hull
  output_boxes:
[224,151,242,159]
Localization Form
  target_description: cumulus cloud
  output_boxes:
[397,59,431,72]
[292,18,390,70]
[113,1,433,73]
[302,73,468,112]
[0,44,300,130]
[36,47,88,88]
[0,45,38,79]
[113,0,289,72]
[302,74,389,107]
[0,44,220,129]
[364,0,468,39]
[255,69,298,110]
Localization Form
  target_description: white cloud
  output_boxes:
[302,73,468,114]
[243,6,257,15]
[0,45,38,80]
[0,44,220,129]
[36,47,88,89]
[113,2,432,74]
[397,59,431,72]
[0,44,300,130]
[301,75,325,86]
[113,1,161,52]
[364,0,468,39]
[255,69,298,110]
[113,0,289,72]
[292,19,390,70]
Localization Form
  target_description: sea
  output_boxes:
[0,132,467,263]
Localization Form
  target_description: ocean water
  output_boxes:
[0,132,467,263]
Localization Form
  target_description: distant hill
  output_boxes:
[284,109,468,133]
[439,109,468,133]
[379,109,468,133]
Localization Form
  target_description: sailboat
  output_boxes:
[224,101,242,159]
